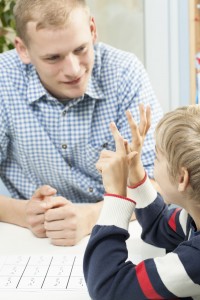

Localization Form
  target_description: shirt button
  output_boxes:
[102,143,108,148]
[62,144,67,149]
[88,187,93,193]
[62,110,67,117]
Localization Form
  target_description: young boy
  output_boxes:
[83,104,200,299]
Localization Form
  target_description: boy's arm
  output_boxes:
[127,174,186,251]
[84,186,199,300]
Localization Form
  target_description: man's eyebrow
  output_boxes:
[75,42,88,48]
[40,43,88,59]
[40,53,60,58]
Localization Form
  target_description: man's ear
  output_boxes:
[14,37,31,64]
[178,167,189,192]
[90,16,97,44]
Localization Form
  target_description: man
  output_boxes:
[0,0,163,246]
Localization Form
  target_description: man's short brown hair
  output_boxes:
[13,0,89,45]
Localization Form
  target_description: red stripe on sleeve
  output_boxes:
[135,261,164,299]
[168,208,181,232]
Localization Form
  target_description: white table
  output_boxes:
[0,221,165,299]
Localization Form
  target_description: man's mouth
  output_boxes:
[62,75,83,85]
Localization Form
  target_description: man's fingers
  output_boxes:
[110,122,126,153]
[44,219,65,231]
[44,196,69,210]
[32,185,57,200]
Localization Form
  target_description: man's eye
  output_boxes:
[46,56,59,61]
[75,46,86,53]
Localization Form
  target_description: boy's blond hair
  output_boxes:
[13,0,89,45]
[155,105,200,202]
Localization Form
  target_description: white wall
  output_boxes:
[88,0,144,62]
[144,0,190,112]
[89,0,191,112]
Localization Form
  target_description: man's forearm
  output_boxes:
[76,200,104,235]
[0,195,28,228]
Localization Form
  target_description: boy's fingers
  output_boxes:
[99,149,114,159]
[110,122,126,153]
[139,103,151,135]
[124,139,130,154]
[146,105,151,133]
[96,161,102,173]
[127,151,138,162]
[138,103,147,135]
[126,110,140,143]
[126,105,151,139]
[96,160,108,173]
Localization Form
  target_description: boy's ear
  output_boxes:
[178,167,189,192]
[14,37,31,64]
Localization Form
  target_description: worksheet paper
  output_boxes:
[0,254,87,292]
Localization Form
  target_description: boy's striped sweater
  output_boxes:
[83,175,200,300]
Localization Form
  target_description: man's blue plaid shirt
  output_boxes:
[0,43,163,202]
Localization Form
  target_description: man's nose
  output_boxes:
[62,54,80,78]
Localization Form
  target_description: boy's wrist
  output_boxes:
[127,171,147,188]
[127,175,157,208]
[105,179,127,197]
[128,164,146,187]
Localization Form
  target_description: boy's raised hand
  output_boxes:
[96,104,151,196]
[126,103,151,186]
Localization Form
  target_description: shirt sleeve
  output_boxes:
[83,177,200,299]
[127,176,187,251]
[116,57,163,178]
[0,94,9,164]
